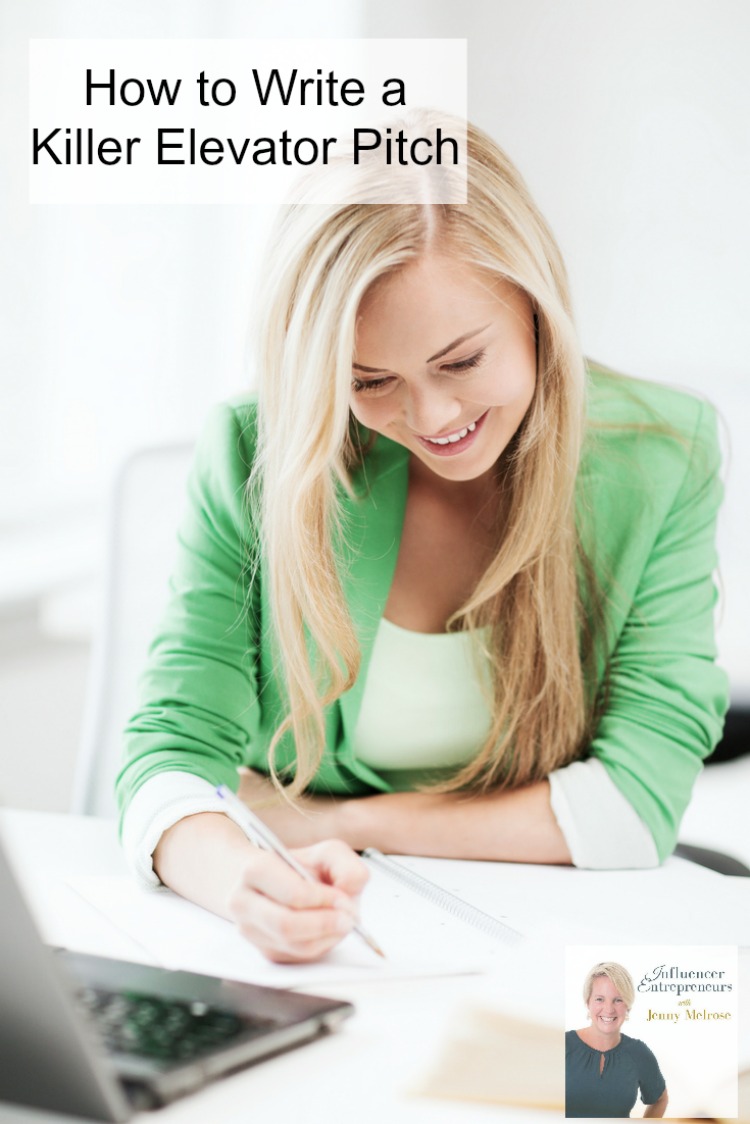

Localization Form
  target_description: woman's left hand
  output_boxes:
[236,768,348,849]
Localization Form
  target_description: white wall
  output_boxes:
[1,0,366,523]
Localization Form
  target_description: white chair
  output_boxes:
[71,442,195,818]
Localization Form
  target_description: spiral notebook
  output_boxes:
[361,849,521,945]
[68,849,524,990]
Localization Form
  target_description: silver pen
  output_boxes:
[216,785,385,959]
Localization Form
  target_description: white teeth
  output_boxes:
[425,420,477,445]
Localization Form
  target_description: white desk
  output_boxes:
[1,809,749,1124]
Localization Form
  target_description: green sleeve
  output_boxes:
[115,402,262,831]
[590,401,729,861]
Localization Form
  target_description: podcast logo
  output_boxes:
[638,962,733,997]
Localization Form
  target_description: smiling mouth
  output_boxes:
[415,410,489,457]
[423,419,478,445]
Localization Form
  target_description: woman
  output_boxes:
[566,962,668,1118]
[117,120,728,964]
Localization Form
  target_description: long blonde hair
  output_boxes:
[250,119,603,798]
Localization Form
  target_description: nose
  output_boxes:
[402,381,463,437]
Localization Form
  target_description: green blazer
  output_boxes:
[118,368,729,862]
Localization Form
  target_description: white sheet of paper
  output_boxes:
[67,851,749,991]
[392,854,750,948]
[68,859,516,989]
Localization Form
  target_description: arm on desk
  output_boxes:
[341,780,572,863]
[241,771,572,865]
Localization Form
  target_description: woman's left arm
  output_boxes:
[341,779,573,862]
[579,400,729,863]
[238,769,572,863]
[643,1088,668,1118]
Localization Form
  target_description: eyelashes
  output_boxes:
[441,350,486,373]
[352,349,486,394]
[351,374,391,394]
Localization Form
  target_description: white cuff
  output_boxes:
[548,758,660,869]
[121,771,249,888]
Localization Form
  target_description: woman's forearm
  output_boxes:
[340,779,572,864]
[238,769,572,864]
[152,811,259,919]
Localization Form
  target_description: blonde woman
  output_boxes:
[566,962,668,1118]
[118,120,727,964]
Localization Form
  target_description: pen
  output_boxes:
[216,785,385,959]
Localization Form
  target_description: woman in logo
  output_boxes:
[118,117,727,963]
[566,962,668,1118]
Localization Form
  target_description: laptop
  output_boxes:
[0,834,354,1121]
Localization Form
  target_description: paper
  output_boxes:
[67,849,750,992]
[68,858,517,989]
[390,854,750,948]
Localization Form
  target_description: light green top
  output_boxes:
[353,618,493,790]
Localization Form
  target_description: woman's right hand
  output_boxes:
[226,840,368,963]
[153,812,368,964]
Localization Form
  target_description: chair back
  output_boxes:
[72,443,194,818]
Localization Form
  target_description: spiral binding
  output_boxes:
[362,848,523,946]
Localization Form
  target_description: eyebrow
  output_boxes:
[353,324,490,374]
